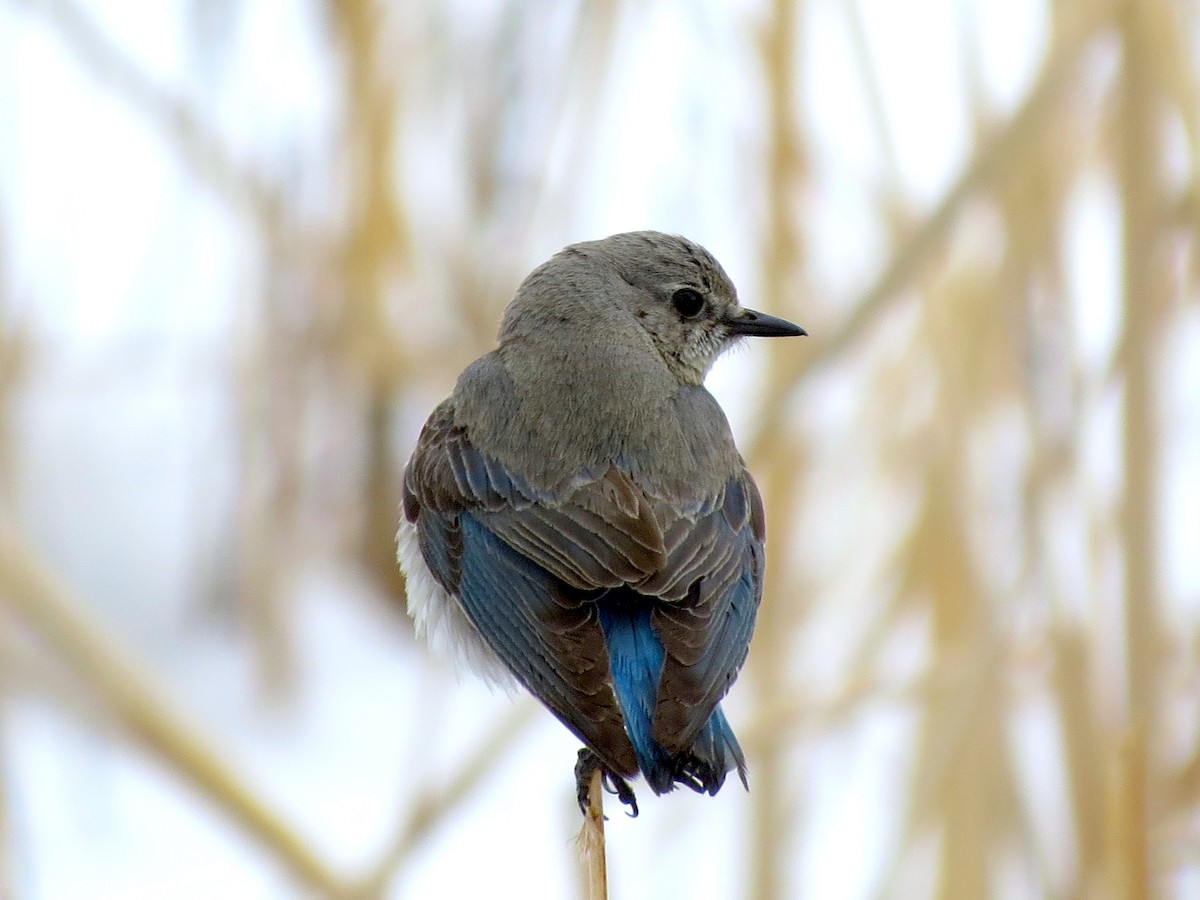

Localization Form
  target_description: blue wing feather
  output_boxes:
[452,513,639,775]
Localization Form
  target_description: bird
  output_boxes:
[397,231,804,815]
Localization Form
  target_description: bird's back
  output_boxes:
[402,344,762,797]
[454,345,743,502]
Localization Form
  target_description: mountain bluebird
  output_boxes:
[397,231,804,814]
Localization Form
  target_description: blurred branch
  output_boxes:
[739,572,911,752]
[1052,627,1107,886]
[746,0,1116,463]
[749,0,807,894]
[352,700,538,897]
[0,220,26,517]
[842,0,902,191]
[1106,727,1151,900]
[0,527,352,897]
[870,625,1008,897]
[1109,0,1167,893]
[1114,0,1165,733]
[17,0,285,228]
[326,0,414,604]
[0,698,10,900]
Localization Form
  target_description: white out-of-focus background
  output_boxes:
[1,0,1198,897]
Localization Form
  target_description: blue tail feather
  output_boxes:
[597,598,746,795]
[596,601,674,792]
[695,705,748,791]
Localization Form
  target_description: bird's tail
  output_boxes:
[597,598,747,796]
[685,705,748,793]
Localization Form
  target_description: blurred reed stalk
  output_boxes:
[1108,0,1165,895]
[747,0,808,898]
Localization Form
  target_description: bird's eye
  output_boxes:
[672,288,705,318]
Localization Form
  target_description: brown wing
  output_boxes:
[403,401,642,776]
[646,473,766,754]
[405,400,766,772]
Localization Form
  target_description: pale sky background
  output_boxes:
[1,0,1197,898]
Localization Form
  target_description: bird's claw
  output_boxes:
[575,748,639,818]
[673,754,722,795]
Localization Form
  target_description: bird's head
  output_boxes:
[593,232,805,384]
[501,231,805,387]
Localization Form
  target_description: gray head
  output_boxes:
[499,232,805,386]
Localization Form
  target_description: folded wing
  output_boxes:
[403,399,766,777]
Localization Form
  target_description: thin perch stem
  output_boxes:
[578,767,608,900]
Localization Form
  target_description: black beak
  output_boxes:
[725,307,806,338]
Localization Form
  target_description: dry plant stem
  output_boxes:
[1107,728,1150,900]
[0,530,350,898]
[579,768,608,900]
[1110,0,1162,895]
[353,701,537,896]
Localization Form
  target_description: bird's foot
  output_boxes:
[672,754,723,796]
[575,748,639,818]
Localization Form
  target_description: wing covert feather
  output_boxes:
[403,398,768,772]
